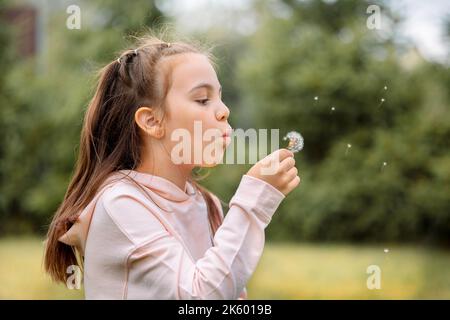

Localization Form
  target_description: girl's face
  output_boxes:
[160,53,232,168]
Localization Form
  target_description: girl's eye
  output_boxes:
[196,99,209,106]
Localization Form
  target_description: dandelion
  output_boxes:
[283,131,304,153]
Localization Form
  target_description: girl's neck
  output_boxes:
[136,145,193,192]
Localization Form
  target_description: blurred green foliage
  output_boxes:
[208,0,450,244]
[0,0,449,245]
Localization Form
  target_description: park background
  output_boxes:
[0,0,449,299]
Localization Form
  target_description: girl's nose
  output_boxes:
[216,103,230,121]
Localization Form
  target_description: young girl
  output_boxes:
[43,34,300,299]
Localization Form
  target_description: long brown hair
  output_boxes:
[43,32,224,284]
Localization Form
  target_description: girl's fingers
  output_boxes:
[279,156,295,172]
[260,149,292,170]
[285,166,298,181]
[285,175,301,193]
[270,148,294,164]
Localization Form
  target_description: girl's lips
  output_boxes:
[220,129,232,147]
[222,128,233,137]
[222,135,232,147]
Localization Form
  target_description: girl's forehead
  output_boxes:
[164,53,219,92]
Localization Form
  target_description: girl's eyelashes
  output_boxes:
[195,98,210,106]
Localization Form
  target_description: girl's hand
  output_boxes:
[246,148,300,196]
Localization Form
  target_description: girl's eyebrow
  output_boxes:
[188,82,222,94]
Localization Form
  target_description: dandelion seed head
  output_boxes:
[283,131,304,153]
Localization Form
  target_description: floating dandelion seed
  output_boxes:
[380,161,388,171]
[283,131,304,153]
[384,248,389,253]
[376,85,388,108]
[330,106,336,114]
[314,96,319,101]
[345,143,352,155]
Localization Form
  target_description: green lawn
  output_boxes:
[249,243,450,299]
[1,237,449,299]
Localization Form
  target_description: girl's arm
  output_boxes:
[101,174,285,299]
[210,193,249,300]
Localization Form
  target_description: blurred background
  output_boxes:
[0,0,449,299]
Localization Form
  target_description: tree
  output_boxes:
[235,0,450,243]
[0,0,167,234]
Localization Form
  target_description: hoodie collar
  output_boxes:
[117,169,197,202]
[57,169,198,255]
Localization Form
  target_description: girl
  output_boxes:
[43,34,300,299]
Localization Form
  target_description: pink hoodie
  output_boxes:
[58,169,285,299]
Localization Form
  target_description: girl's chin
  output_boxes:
[201,162,219,168]
[201,155,225,167]
[200,154,226,168]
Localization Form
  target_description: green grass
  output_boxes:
[0,237,83,299]
[249,243,450,299]
[1,237,449,299]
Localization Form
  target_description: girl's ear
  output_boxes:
[135,107,165,139]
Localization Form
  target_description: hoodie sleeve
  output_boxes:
[103,174,285,300]
[210,190,248,300]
